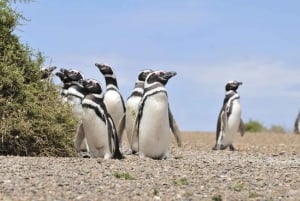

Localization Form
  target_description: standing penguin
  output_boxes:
[213,80,243,151]
[55,68,89,157]
[95,63,126,148]
[55,68,85,105]
[80,79,123,159]
[132,70,178,159]
[117,69,153,154]
[294,111,300,134]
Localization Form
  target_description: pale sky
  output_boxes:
[14,0,300,131]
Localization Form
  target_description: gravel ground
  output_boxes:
[0,132,300,201]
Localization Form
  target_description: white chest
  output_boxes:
[138,93,170,158]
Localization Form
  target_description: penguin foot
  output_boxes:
[212,144,228,151]
[79,151,91,158]
[212,145,219,150]
[220,145,229,150]
[124,149,133,155]
[229,144,235,151]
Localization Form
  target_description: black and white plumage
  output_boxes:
[117,69,153,154]
[95,63,126,148]
[55,68,85,105]
[213,80,243,151]
[132,70,179,159]
[294,111,300,134]
[55,68,89,157]
[80,79,123,159]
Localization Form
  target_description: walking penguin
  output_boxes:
[213,80,244,151]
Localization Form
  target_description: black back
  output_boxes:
[81,79,123,159]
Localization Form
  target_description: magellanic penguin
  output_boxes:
[117,69,153,154]
[80,78,123,159]
[55,68,90,157]
[55,68,85,105]
[132,70,179,159]
[294,111,300,134]
[95,63,126,148]
[213,80,244,151]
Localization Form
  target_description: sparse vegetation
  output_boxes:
[212,194,223,201]
[179,177,189,185]
[245,119,289,133]
[113,171,135,180]
[269,125,286,133]
[172,177,189,185]
[229,183,245,192]
[244,120,266,132]
[248,191,262,198]
[153,188,158,196]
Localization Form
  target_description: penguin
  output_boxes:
[213,80,243,151]
[132,70,178,159]
[117,69,153,154]
[294,111,300,134]
[80,78,123,159]
[40,66,57,81]
[55,68,85,105]
[55,68,90,157]
[94,63,126,148]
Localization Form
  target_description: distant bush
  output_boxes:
[269,125,286,133]
[244,120,266,132]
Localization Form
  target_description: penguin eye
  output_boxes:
[159,71,165,76]
[70,70,79,74]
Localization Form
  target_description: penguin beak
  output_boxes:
[95,63,111,73]
[82,79,88,87]
[163,71,177,80]
[49,66,57,72]
[60,68,67,73]
[237,81,243,86]
[55,71,66,81]
[55,71,63,77]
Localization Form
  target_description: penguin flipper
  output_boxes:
[239,118,245,136]
[215,110,225,149]
[75,122,88,153]
[107,116,123,159]
[117,113,126,138]
[168,107,182,147]
[131,110,140,151]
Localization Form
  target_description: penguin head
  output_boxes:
[146,70,177,85]
[95,63,115,77]
[57,68,84,83]
[41,66,57,79]
[55,71,68,82]
[225,80,243,91]
[64,69,85,82]
[138,69,153,82]
[82,79,103,95]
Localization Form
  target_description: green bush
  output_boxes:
[269,125,286,133]
[0,0,77,156]
[244,120,266,132]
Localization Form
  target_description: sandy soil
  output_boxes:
[0,132,299,201]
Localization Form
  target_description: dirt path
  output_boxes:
[0,132,299,201]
